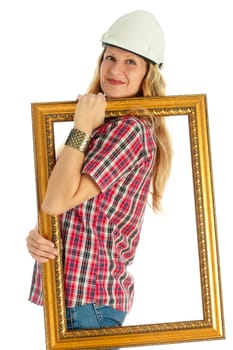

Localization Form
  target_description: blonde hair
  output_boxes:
[87,49,172,212]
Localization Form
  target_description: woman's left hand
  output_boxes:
[26,228,59,263]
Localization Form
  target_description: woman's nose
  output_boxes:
[109,61,123,75]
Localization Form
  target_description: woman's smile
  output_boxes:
[107,78,125,86]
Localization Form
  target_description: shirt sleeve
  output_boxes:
[82,118,147,192]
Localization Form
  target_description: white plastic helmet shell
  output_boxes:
[101,10,165,65]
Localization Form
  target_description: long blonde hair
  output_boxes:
[87,49,172,212]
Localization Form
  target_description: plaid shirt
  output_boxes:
[29,116,156,312]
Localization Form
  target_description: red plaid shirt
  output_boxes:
[29,116,156,312]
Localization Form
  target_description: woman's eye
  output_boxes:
[126,59,136,65]
[105,55,114,61]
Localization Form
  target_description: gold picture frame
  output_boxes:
[31,94,225,349]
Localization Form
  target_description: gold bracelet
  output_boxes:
[65,128,90,153]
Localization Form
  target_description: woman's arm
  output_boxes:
[42,93,106,215]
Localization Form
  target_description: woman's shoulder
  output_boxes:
[91,116,154,148]
[90,115,155,155]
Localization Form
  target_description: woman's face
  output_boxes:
[100,46,147,98]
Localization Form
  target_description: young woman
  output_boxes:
[27,10,172,332]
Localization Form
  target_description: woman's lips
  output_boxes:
[107,78,125,86]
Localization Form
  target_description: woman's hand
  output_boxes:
[26,228,59,263]
[74,92,106,134]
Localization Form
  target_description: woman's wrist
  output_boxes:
[74,120,94,135]
[65,128,91,153]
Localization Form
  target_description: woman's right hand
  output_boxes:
[26,228,59,263]
[74,92,106,134]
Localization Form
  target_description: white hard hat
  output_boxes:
[101,10,165,66]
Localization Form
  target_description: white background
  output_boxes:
[0,0,232,349]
